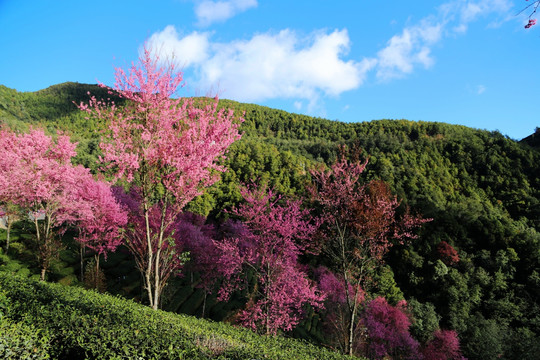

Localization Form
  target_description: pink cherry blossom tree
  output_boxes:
[310,156,429,356]
[422,329,465,360]
[114,187,189,302]
[79,46,242,309]
[0,128,94,280]
[75,177,128,288]
[174,212,222,318]
[437,240,460,266]
[315,266,365,353]
[215,186,324,335]
[362,297,420,359]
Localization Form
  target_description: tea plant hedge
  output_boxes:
[0,272,358,359]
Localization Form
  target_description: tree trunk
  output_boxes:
[348,311,355,356]
[35,218,46,281]
[95,254,101,290]
[143,204,155,309]
[145,267,154,309]
[5,221,12,251]
[80,244,85,281]
[348,289,360,357]
[201,292,207,318]
[153,247,162,310]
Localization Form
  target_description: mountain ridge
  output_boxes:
[1,82,537,142]
[1,81,539,359]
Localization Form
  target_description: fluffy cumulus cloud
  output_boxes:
[195,0,257,27]
[144,0,513,105]
[147,26,210,67]
[147,26,374,102]
[376,20,442,80]
[374,0,512,80]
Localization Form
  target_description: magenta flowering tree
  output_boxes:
[0,128,94,280]
[310,156,429,355]
[174,212,226,317]
[113,187,189,304]
[215,186,324,335]
[362,297,420,359]
[315,266,365,353]
[75,177,128,286]
[422,329,465,360]
[437,240,460,266]
[79,47,242,309]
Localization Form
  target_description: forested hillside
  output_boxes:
[1,82,539,359]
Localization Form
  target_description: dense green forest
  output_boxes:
[1,82,539,359]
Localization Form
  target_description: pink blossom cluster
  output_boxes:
[0,128,89,227]
[215,186,324,334]
[362,297,420,359]
[79,44,242,309]
[75,178,127,258]
[0,128,126,279]
[525,18,537,28]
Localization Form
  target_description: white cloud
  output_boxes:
[195,0,257,27]
[146,26,210,67]
[148,26,374,103]
[375,0,512,80]
[458,0,511,24]
[439,0,513,33]
[376,20,442,80]
[144,0,513,108]
[477,84,486,94]
[452,23,468,33]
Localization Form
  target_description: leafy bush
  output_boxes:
[0,317,51,359]
[0,272,358,359]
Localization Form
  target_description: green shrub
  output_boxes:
[0,271,358,359]
[0,317,51,359]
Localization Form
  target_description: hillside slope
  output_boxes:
[0,272,356,359]
[1,82,539,359]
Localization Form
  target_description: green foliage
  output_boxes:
[461,314,504,360]
[371,266,404,304]
[1,82,539,359]
[0,290,51,360]
[407,299,440,344]
[0,317,51,360]
[0,272,358,359]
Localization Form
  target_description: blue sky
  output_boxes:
[1,0,538,140]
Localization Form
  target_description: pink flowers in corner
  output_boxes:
[525,18,537,28]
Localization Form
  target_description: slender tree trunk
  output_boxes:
[348,285,361,357]
[152,199,170,311]
[343,270,356,356]
[348,311,355,356]
[80,243,85,281]
[336,221,355,355]
[153,246,162,310]
[201,292,207,318]
[265,262,272,335]
[34,218,47,281]
[95,253,101,290]
[5,220,12,251]
[143,203,155,309]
